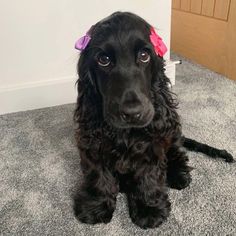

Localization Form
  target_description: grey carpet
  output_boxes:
[1,54,236,236]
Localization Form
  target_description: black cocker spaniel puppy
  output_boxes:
[73,12,234,229]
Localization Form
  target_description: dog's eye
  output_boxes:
[138,50,150,63]
[97,54,111,67]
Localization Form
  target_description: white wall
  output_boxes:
[0,0,171,114]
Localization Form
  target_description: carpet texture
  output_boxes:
[1,54,236,235]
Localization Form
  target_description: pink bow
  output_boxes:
[149,27,167,57]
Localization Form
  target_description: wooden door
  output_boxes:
[171,0,236,80]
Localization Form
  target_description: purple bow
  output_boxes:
[75,35,91,51]
[75,26,93,51]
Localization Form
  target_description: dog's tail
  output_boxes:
[182,136,235,163]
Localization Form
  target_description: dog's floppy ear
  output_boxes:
[74,51,102,124]
[147,26,171,89]
[151,55,170,87]
[150,54,178,111]
[77,50,98,89]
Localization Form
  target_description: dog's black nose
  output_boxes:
[120,90,143,123]
[121,110,142,122]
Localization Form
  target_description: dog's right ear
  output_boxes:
[74,51,102,124]
[77,51,97,88]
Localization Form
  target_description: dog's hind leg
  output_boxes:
[166,145,193,190]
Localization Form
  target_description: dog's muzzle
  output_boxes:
[116,90,154,128]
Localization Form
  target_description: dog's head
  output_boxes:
[77,12,169,129]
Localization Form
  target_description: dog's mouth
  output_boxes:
[106,108,154,129]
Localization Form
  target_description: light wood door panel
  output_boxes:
[181,0,191,11]
[190,0,202,14]
[214,0,231,20]
[171,0,236,80]
[226,1,236,80]
[172,0,181,9]
[201,0,215,17]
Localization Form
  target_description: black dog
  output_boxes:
[73,12,234,229]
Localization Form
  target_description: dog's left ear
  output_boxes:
[151,55,170,87]
[148,26,171,87]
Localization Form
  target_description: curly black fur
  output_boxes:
[73,12,233,229]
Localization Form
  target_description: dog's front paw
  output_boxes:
[74,196,115,224]
[168,170,192,190]
[128,198,171,229]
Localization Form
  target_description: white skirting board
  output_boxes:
[0,77,77,115]
[165,60,181,86]
[0,61,178,115]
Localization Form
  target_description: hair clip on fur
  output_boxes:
[75,34,91,51]
[149,27,167,57]
[75,26,94,51]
